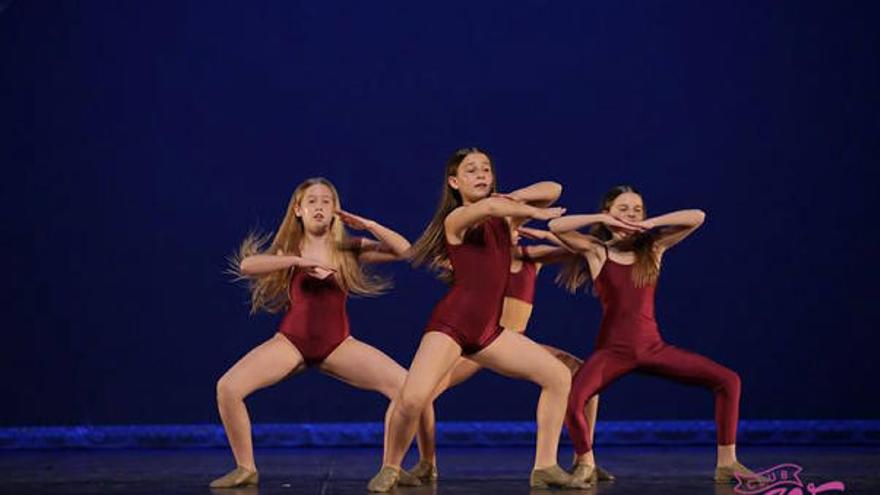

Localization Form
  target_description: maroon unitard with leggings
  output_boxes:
[565,247,741,454]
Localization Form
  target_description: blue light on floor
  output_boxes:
[1,420,878,450]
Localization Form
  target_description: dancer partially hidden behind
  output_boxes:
[368,147,588,492]
[550,185,764,484]
[408,220,615,484]
[211,177,435,488]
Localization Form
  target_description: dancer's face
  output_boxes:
[448,153,494,204]
[606,192,644,237]
[296,183,335,233]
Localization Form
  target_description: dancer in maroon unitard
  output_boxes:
[550,185,763,484]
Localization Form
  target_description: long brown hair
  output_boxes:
[556,185,659,292]
[229,177,389,314]
[555,254,592,294]
[409,147,496,281]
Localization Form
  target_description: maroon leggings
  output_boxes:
[566,339,741,455]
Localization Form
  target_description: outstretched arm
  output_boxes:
[636,209,706,251]
[515,226,576,264]
[337,209,412,263]
[500,181,562,208]
[445,197,565,244]
[239,253,334,277]
[548,214,634,253]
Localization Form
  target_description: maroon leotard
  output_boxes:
[505,247,537,305]
[565,250,741,454]
[278,269,350,365]
[425,216,510,355]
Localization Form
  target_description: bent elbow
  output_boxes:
[547,181,563,201]
[239,258,255,276]
[397,243,413,258]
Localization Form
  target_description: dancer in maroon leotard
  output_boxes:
[422,213,511,354]
[550,185,764,484]
[277,269,350,365]
[367,148,588,491]
[210,177,434,488]
[408,223,615,484]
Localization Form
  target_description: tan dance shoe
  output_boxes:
[571,462,596,484]
[367,465,401,492]
[714,460,768,484]
[396,467,424,487]
[530,464,592,489]
[408,459,438,483]
[595,464,615,481]
[208,466,259,488]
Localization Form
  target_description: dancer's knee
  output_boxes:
[556,353,582,375]
[541,359,572,394]
[379,375,407,400]
[397,386,432,419]
[716,368,741,398]
[216,374,246,404]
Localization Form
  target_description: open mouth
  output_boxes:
[474,183,489,190]
[313,213,325,221]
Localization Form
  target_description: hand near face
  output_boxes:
[625,218,656,231]
[336,209,375,231]
[602,214,645,233]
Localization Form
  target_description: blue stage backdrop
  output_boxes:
[1,1,877,428]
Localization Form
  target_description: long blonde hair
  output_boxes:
[409,147,496,282]
[229,177,389,314]
[556,185,659,293]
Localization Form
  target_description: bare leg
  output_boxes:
[216,333,305,470]
[416,357,484,465]
[539,344,602,466]
[541,344,582,373]
[471,331,572,469]
[434,357,484,397]
[540,346,600,431]
[383,332,463,469]
[415,404,436,465]
[318,337,437,466]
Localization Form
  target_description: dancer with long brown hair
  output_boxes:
[210,177,434,488]
[367,148,588,491]
[550,185,762,484]
[407,220,615,484]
